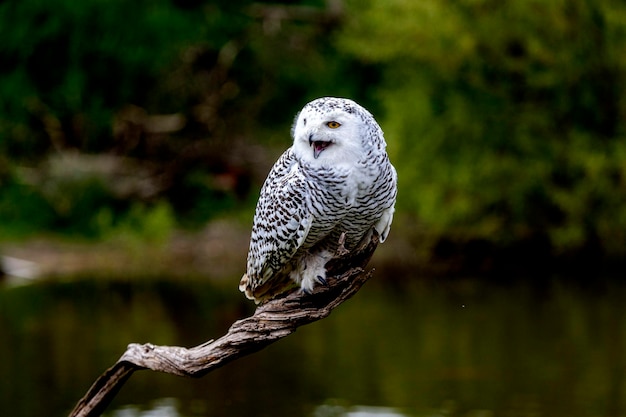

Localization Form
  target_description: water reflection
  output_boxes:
[113,398,180,417]
[1,276,625,417]
[112,399,412,417]
[313,404,411,417]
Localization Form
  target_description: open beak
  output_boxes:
[309,135,331,159]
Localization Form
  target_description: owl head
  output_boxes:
[291,97,386,166]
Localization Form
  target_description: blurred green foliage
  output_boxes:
[1,0,625,266]
[0,0,360,240]
[0,174,56,237]
[339,0,626,261]
[0,0,206,154]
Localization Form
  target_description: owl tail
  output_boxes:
[239,273,298,305]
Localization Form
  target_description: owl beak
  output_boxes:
[309,134,331,159]
[312,140,331,159]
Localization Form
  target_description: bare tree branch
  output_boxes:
[69,232,380,417]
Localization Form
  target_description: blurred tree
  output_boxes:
[3,0,626,268]
[0,0,210,157]
[338,0,626,264]
[0,0,373,237]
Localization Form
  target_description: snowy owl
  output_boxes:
[239,97,397,303]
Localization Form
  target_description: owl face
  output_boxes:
[291,97,377,166]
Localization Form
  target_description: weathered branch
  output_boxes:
[69,232,380,417]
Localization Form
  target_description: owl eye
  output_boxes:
[326,121,341,129]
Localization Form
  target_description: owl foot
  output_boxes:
[299,275,326,296]
[293,250,333,294]
[299,268,326,294]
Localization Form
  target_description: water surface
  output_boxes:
[1,275,624,417]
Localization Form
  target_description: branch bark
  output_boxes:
[68,232,380,417]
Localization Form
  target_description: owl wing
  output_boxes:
[241,149,313,301]
[374,162,398,242]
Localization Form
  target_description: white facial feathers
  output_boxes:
[291,97,387,166]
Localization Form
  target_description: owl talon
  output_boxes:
[335,232,350,256]
[316,275,328,286]
[301,288,311,295]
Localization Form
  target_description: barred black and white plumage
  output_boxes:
[239,97,397,303]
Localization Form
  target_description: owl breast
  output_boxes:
[301,154,392,253]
